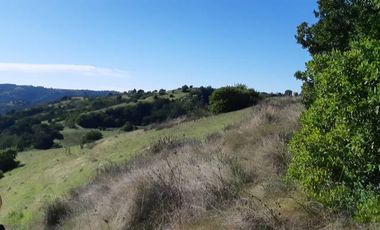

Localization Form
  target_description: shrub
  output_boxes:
[210,85,259,113]
[81,130,103,144]
[181,85,189,92]
[121,122,135,132]
[158,89,166,95]
[287,39,380,221]
[0,116,64,151]
[44,200,71,228]
[0,149,19,172]
[32,123,63,149]
[33,135,55,150]
[77,98,192,129]
[284,90,293,96]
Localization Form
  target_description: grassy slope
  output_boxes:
[0,108,252,228]
[54,97,311,230]
[59,128,119,147]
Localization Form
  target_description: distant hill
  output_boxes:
[0,84,116,114]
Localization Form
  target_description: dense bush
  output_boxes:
[210,85,259,113]
[295,0,380,108]
[181,85,189,92]
[158,89,166,95]
[296,0,380,55]
[0,118,64,151]
[284,90,293,96]
[44,199,72,228]
[32,123,64,149]
[121,122,135,132]
[0,149,19,173]
[81,130,103,144]
[288,39,380,221]
[189,86,214,105]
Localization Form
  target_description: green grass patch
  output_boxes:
[59,128,119,147]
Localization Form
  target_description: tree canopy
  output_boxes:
[289,0,380,222]
[296,0,380,55]
[210,85,259,114]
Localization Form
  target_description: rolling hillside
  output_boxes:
[0,97,377,229]
[0,104,253,229]
[0,84,115,114]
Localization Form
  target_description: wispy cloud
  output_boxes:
[0,63,128,78]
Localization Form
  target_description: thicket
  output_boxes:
[210,85,259,113]
[289,0,380,222]
[78,98,185,128]
[0,149,19,173]
[78,88,214,129]
[81,130,103,144]
[0,117,63,151]
[121,122,136,132]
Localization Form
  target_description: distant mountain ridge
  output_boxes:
[0,83,116,114]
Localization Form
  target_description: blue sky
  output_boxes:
[0,0,316,92]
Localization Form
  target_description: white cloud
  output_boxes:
[0,63,128,78]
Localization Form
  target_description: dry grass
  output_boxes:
[44,97,369,230]
[46,136,244,229]
[0,106,251,229]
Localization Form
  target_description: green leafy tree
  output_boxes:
[284,90,293,96]
[296,0,380,107]
[181,85,189,92]
[296,0,380,55]
[158,89,166,95]
[210,86,259,114]
[288,39,380,221]
[81,130,103,144]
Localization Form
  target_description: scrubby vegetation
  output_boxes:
[0,104,253,228]
[77,98,188,128]
[289,39,380,222]
[77,87,216,129]
[2,1,379,228]
[0,118,63,151]
[0,85,265,153]
[81,130,103,144]
[121,122,135,132]
[289,0,380,222]
[210,85,259,114]
[0,149,19,173]
[43,98,309,229]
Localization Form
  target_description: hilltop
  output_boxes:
[0,85,260,152]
